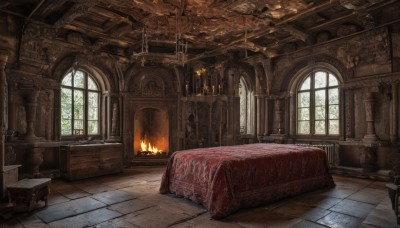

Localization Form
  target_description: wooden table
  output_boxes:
[6,178,51,212]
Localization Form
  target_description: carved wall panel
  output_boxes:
[336,27,391,77]
[374,92,390,141]
[354,89,366,139]
[392,30,400,72]
[127,68,177,97]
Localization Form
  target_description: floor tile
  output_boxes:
[122,206,192,228]
[317,211,362,228]
[51,182,91,199]
[108,199,156,214]
[74,182,116,194]
[348,187,387,205]
[329,199,376,219]
[273,201,330,221]
[48,208,121,228]
[291,220,328,228]
[362,198,399,228]
[93,217,140,228]
[17,214,50,228]
[91,190,136,205]
[157,194,207,216]
[47,191,70,206]
[170,213,242,228]
[35,197,106,223]
[294,193,341,209]
[230,208,302,228]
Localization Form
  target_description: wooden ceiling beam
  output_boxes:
[63,23,136,47]
[54,0,98,28]
[184,0,340,62]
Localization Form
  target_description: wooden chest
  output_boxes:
[60,143,123,180]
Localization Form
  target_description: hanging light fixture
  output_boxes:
[175,12,188,65]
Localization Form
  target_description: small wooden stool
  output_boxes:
[6,178,51,212]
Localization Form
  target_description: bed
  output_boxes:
[159,143,335,219]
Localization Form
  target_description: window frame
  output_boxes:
[296,70,340,137]
[60,69,101,139]
[239,76,249,134]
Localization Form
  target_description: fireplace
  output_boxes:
[123,67,178,165]
[133,108,169,156]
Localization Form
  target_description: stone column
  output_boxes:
[275,98,284,134]
[363,92,379,142]
[0,50,8,200]
[264,98,270,135]
[390,83,398,142]
[257,96,265,136]
[23,89,40,140]
[345,89,355,140]
[289,93,296,136]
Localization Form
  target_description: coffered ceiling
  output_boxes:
[1,0,398,64]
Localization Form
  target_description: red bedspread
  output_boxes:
[159,143,335,219]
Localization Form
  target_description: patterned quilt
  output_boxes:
[159,143,335,219]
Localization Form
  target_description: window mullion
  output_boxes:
[84,74,88,136]
[71,73,75,135]
[325,81,328,135]
[311,74,315,135]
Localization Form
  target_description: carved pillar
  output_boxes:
[208,102,212,146]
[264,98,270,135]
[257,96,265,135]
[254,95,258,137]
[22,89,40,140]
[360,145,378,172]
[111,102,119,136]
[27,147,45,177]
[7,83,17,140]
[390,83,399,142]
[44,90,54,140]
[275,98,284,134]
[289,93,296,136]
[345,89,355,140]
[0,50,8,200]
[363,92,379,142]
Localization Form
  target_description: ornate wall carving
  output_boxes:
[336,27,391,77]
[127,67,177,97]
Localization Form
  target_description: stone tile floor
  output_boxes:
[0,167,398,228]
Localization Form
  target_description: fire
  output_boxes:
[140,140,161,154]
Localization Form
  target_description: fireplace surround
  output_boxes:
[123,67,179,164]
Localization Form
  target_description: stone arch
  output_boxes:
[124,66,178,97]
[280,54,351,92]
[52,54,116,93]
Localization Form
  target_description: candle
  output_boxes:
[218,84,221,94]
[212,85,215,95]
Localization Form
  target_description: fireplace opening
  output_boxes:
[134,108,169,156]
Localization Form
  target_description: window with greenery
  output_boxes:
[61,70,100,136]
[297,71,339,135]
[239,76,249,134]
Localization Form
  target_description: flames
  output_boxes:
[140,140,162,154]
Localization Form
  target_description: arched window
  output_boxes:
[61,69,100,136]
[297,71,339,135]
[239,76,250,134]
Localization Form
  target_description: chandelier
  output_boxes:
[175,14,188,65]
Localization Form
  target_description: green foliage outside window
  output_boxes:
[61,70,100,136]
[297,71,339,136]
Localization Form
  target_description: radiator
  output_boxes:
[295,143,336,166]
